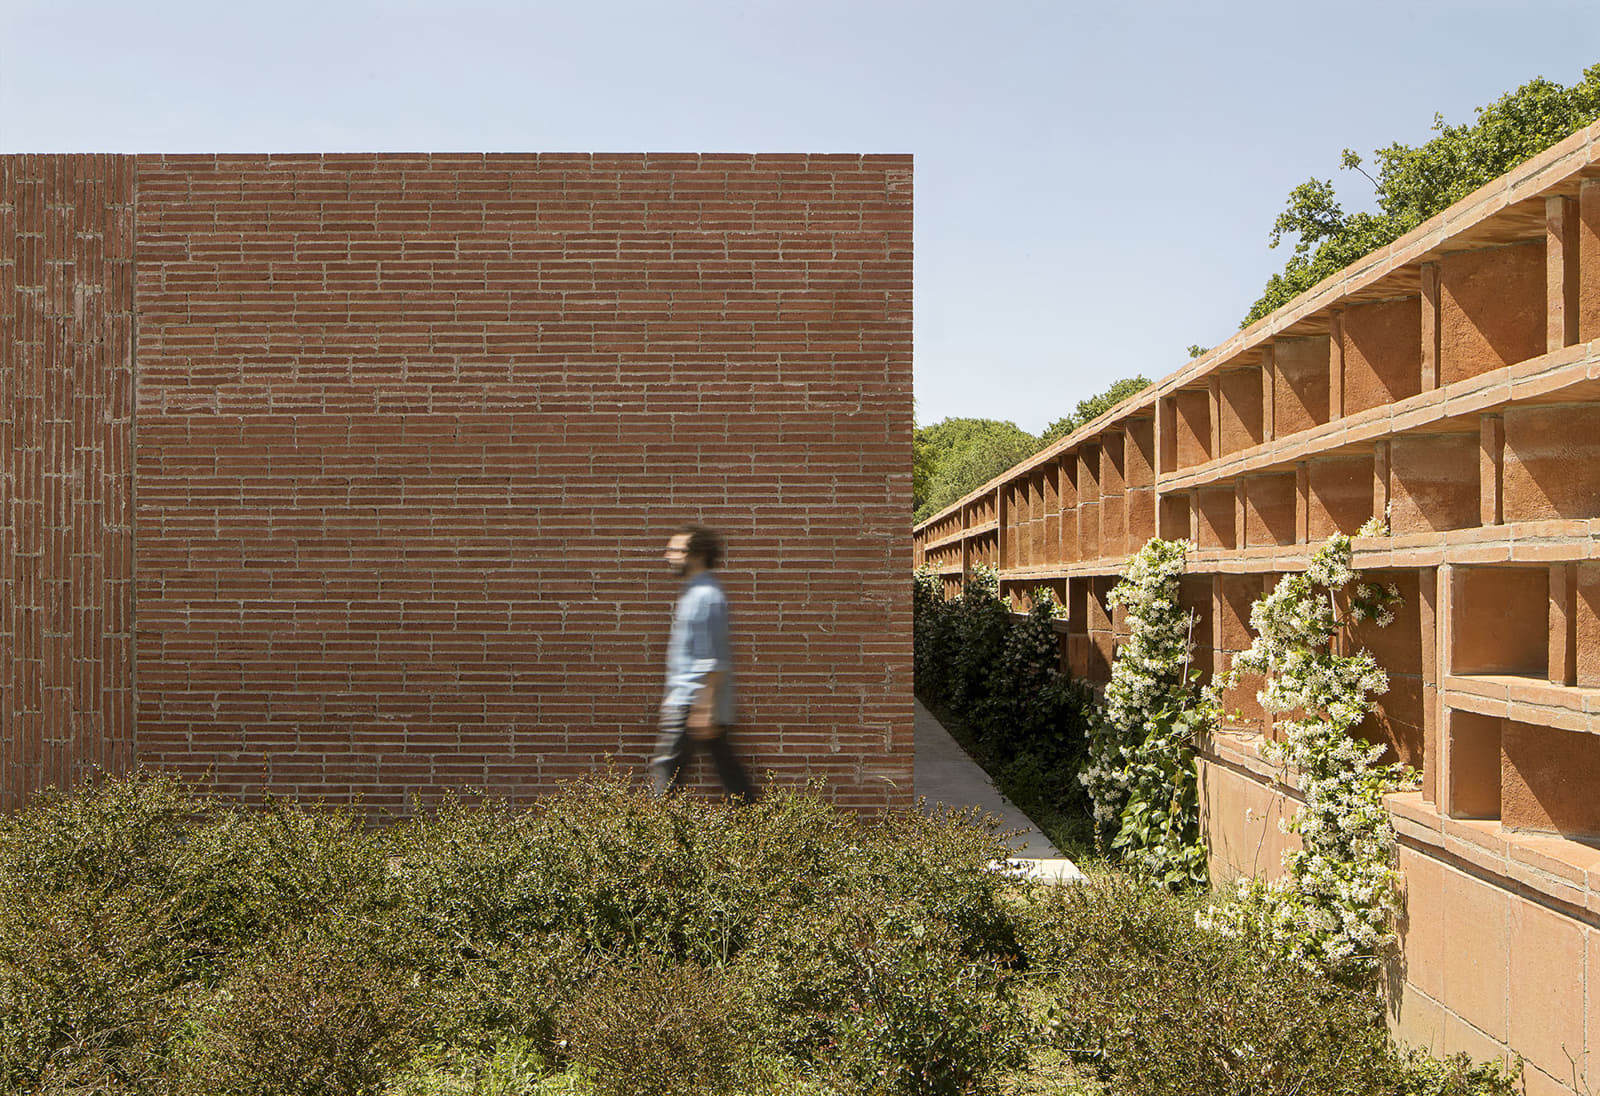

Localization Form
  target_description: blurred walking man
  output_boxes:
[649,524,758,801]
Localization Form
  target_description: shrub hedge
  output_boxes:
[0,771,1520,1096]
[0,770,1022,1096]
[912,566,1097,853]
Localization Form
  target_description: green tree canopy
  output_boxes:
[1244,63,1600,327]
[914,377,1153,523]
[914,417,1039,523]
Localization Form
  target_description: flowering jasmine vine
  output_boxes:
[1197,533,1407,981]
[1080,538,1211,889]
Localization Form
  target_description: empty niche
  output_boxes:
[1066,576,1091,678]
[1059,455,1080,562]
[1123,417,1156,488]
[1501,403,1600,523]
[1445,709,1502,820]
[1345,568,1426,769]
[1086,575,1116,682]
[1041,462,1061,566]
[1388,432,1479,534]
[1450,566,1549,677]
[1157,492,1190,542]
[1242,472,1297,547]
[1219,366,1264,456]
[1341,296,1423,415]
[1177,573,1215,681]
[971,532,997,568]
[1101,432,1127,556]
[1502,720,1600,837]
[1173,388,1212,469]
[1273,335,1330,438]
[1307,453,1374,540]
[1577,562,1600,688]
[1077,444,1101,562]
[1196,485,1237,549]
[1026,471,1046,566]
[1215,573,1268,735]
[1438,241,1546,385]
[1125,487,1156,549]
[1124,431,1156,546]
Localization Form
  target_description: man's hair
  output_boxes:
[676,523,724,569]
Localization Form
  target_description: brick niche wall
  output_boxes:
[1,156,137,810]
[2,152,913,814]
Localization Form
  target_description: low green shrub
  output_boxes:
[0,771,206,1092]
[1020,872,1519,1096]
[0,770,1030,1094]
[737,891,1025,1096]
[0,768,1514,1096]
[174,931,424,1096]
[563,956,752,1096]
[384,1038,559,1096]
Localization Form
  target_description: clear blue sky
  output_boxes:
[4,0,1597,434]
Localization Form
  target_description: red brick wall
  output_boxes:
[0,156,138,809]
[3,152,913,814]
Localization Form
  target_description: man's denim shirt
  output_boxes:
[664,571,737,725]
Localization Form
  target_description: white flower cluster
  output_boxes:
[1080,538,1211,888]
[1199,534,1408,979]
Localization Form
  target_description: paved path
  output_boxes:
[913,698,1084,884]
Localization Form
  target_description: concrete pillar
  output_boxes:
[1295,461,1310,544]
[1551,562,1578,687]
[1418,569,1439,804]
[1156,394,1177,475]
[1260,343,1277,442]
[1546,194,1580,352]
[1329,309,1346,420]
[1420,262,1441,391]
[959,504,971,588]
[1582,179,1600,342]
[1373,439,1392,530]
[1207,375,1223,465]
[1479,413,1504,527]
[995,486,1008,572]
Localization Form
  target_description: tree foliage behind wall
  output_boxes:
[914,377,1152,524]
[913,418,1041,524]
[1244,63,1600,326]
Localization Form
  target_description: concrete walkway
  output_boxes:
[913,698,1084,884]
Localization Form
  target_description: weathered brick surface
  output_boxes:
[2,152,913,814]
[0,156,137,810]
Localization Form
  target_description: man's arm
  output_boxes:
[686,669,724,738]
[684,587,731,738]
